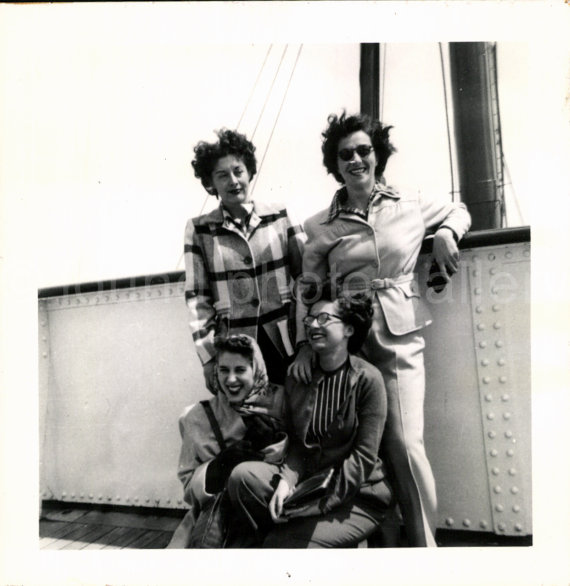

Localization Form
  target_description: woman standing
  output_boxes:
[227,287,394,548]
[290,112,471,546]
[185,129,306,388]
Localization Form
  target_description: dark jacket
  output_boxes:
[280,355,390,513]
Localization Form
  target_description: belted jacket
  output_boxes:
[279,355,389,514]
[300,184,471,337]
[184,201,306,365]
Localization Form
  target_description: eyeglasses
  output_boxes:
[338,144,374,162]
[303,312,344,327]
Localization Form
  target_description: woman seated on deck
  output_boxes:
[168,334,288,548]
[225,284,395,548]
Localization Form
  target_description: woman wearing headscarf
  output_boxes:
[169,334,288,548]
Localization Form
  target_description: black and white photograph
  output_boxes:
[1,2,568,585]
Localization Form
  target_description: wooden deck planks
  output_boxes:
[39,503,181,550]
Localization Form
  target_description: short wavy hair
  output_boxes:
[191,129,257,196]
[321,111,396,185]
[301,280,373,354]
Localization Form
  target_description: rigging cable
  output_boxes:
[439,42,457,203]
[250,45,289,144]
[250,43,304,197]
[176,46,276,270]
[490,42,507,227]
[236,45,274,131]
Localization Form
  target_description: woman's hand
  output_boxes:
[269,478,292,523]
[432,227,460,283]
[287,344,313,384]
[203,360,216,393]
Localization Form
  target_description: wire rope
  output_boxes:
[439,42,457,203]
[250,43,303,197]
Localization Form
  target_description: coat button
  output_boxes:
[251,298,259,307]
[243,255,252,265]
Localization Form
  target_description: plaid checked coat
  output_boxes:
[184,201,306,365]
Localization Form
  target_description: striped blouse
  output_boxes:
[306,360,351,443]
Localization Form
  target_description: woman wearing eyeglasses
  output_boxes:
[289,112,471,547]
[226,285,395,548]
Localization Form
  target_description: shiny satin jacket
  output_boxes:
[280,355,388,513]
[184,201,306,365]
[302,185,471,336]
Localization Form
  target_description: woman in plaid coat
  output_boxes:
[184,129,306,388]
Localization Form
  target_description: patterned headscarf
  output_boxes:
[213,334,270,415]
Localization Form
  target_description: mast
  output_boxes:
[359,42,505,230]
[449,42,504,230]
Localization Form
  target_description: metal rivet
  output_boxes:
[480,520,488,529]
[488,431,496,439]
[135,497,139,502]
[488,254,496,261]
[501,393,509,401]
[472,255,479,262]
[505,251,513,259]
[477,323,485,331]
[108,496,112,501]
[490,268,497,275]
[503,412,511,420]
[158,291,162,296]
[75,299,81,304]
[498,522,506,531]
[166,499,171,505]
[485,394,493,402]
[490,449,498,457]
[472,270,480,277]
[116,496,121,501]
[178,499,183,505]
[42,352,48,358]
[491,467,500,475]
[463,519,471,527]
[523,250,530,257]
[481,358,490,366]
[105,295,110,302]
[508,468,516,476]
[493,322,501,329]
[71,493,75,498]
[146,498,150,503]
[445,517,454,526]
[89,494,94,499]
[511,486,519,494]
[126,497,130,502]
[498,358,506,366]
[475,306,483,313]
[479,341,487,348]
[513,505,520,513]
[493,486,502,494]
[62,491,67,497]
[487,412,495,420]
[495,504,504,512]
[474,287,482,295]
[495,340,504,348]
[40,321,46,327]
[507,449,514,457]
[499,376,507,384]
[99,495,103,500]
[514,523,523,532]
[483,376,491,384]
[505,430,513,438]
[492,304,500,312]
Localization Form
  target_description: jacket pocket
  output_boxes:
[378,279,432,336]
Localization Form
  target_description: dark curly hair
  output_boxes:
[301,280,373,354]
[191,129,257,196]
[321,111,396,185]
[214,334,255,363]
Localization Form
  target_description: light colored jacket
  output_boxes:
[301,185,471,336]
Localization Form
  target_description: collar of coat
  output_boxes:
[325,182,401,224]
[199,200,284,228]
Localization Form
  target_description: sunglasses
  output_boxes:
[337,144,374,162]
[303,312,344,327]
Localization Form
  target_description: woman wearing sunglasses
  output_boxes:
[226,284,395,547]
[289,111,471,547]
